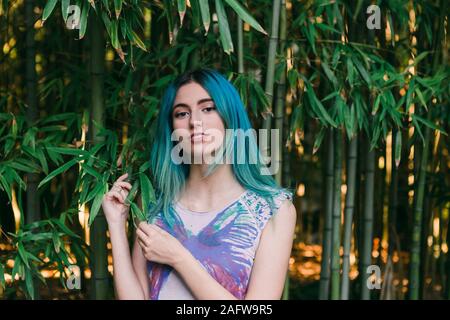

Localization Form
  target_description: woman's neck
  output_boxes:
[177,164,245,212]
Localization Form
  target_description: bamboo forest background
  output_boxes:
[0,0,449,300]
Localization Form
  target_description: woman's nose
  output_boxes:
[189,111,203,129]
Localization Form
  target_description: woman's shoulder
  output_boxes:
[240,188,293,228]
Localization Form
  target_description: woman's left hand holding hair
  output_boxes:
[136,222,189,268]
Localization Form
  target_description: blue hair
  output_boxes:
[148,68,291,224]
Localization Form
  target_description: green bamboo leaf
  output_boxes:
[0,263,5,289]
[7,160,37,173]
[120,18,127,40]
[52,232,61,253]
[405,78,415,110]
[114,0,123,19]
[306,83,337,127]
[394,130,402,167]
[411,116,425,144]
[125,180,139,205]
[9,168,26,190]
[61,0,69,22]
[79,1,89,39]
[321,61,337,87]
[315,23,340,34]
[313,127,325,154]
[131,30,147,52]
[38,158,80,189]
[102,0,110,14]
[42,0,58,22]
[199,0,211,34]
[101,11,112,37]
[39,124,68,132]
[346,58,355,86]
[215,0,234,54]
[83,181,104,205]
[403,52,430,73]
[11,256,21,281]
[130,202,145,225]
[177,0,186,26]
[80,163,102,180]
[24,268,35,300]
[0,173,11,201]
[352,56,372,86]
[111,20,120,49]
[11,116,17,138]
[40,112,77,123]
[370,122,382,149]
[54,219,80,239]
[372,94,381,115]
[414,88,428,111]
[17,242,29,268]
[45,146,89,157]
[223,0,267,35]
[412,114,447,135]
[35,147,49,175]
[140,173,155,220]
[321,92,339,103]
[88,185,105,226]
[21,232,53,242]
[306,23,317,54]
[344,102,356,139]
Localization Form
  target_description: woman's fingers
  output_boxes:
[117,173,129,182]
[107,190,125,204]
[114,181,132,190]
[138,222,153,236]
[136,228,151,247]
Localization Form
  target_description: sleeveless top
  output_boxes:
[146,189,292,300]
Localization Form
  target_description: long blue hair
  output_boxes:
[148,68,291,224]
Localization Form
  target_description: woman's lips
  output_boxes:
[191,133,207,143]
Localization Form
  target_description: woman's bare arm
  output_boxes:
[109,223,149,300]
[245,200,296,299]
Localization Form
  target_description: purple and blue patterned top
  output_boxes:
[146,189,292,300]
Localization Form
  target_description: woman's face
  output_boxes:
[172,81,225,163]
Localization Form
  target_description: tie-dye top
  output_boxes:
[146,189,292,300]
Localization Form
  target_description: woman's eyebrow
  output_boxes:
[173,98,213,109]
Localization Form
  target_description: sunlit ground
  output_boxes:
[1,237,446,299]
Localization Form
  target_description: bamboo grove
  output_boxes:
[0,0,449,300]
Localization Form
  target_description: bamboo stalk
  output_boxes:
[261,0,281,159]
[24,0,40,300]
[409,112,432,299]
[446,208,450,299]
[388,128,399,256]
[319,128,334,299]
[89,13,110,300]
[409,0,446,299]
[272,0,289,300]
[237,16,244,74]
[24,0,40,225]
[341,136,358,299]
[361,144,375,300]
[274,0,286,188]
[330,129,342,300]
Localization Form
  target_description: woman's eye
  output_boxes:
[202,106,216,112]
[174,111,189,118]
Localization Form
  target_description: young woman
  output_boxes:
[102,69,297,300]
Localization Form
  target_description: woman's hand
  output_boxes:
[136,222,188,267]
[102,173,133,227]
